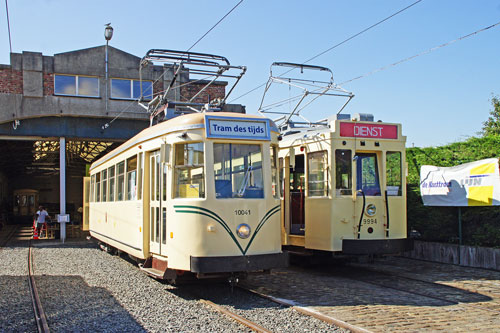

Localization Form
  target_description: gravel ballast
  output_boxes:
[3,237,348,332]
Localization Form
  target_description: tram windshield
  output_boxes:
[356,153,381,196]
[213,143,264,198]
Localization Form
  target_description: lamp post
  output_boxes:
[104,24,113,114]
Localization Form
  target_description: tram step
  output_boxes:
[139,266,166,279]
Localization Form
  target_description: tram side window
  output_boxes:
[271,146,279,198]
[308,151,329,197]
[279,157,284,199]
[102,169,108,202]
[108,165,115,201]
[117,161,125,201]
[213,143,263,199]
[335,150,352,195]
[137,153,143,200]
[96,172,101,202]
[386,151,402,196]
[90,175,95,202]
[174,143,205,198]
[127,156,137,200]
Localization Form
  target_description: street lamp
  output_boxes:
[105,24,113,114]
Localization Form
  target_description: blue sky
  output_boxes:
[1,0,499,147]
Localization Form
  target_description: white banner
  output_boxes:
[420,158,500,206]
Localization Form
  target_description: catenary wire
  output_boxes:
[187,0,244,52]
[5,0,12,53]
[339,20,500,86]
[229,0,423,103]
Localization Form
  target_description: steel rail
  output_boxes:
[28,240,50,333]
[238,285,372,333]
[199,299,272,333]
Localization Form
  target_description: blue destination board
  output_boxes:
[205,116,271,140]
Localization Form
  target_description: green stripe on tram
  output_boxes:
[174,204,281,255]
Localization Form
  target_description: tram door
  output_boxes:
[355,153,384,238]
[149,149,170,255]
[289,154,305,235]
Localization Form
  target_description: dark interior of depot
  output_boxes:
[0,139,120,225]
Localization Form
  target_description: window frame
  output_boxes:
[213,143,264,199]
[307,150,329,197]
[54,74,100,98]
[174,142,205,199]
[335,149,352,196]
[110,78,153,101]
[386,151,403,196]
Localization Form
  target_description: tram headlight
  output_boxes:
[236,223,251,239]
[365,204,376,217]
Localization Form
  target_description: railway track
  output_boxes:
[28,240,50,333]
[175,280,347,333]
[1,225,50,332]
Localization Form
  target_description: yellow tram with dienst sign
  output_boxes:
[259,62,413,256]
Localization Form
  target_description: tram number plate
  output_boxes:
[363,218,377,225]
[235,209,251,216]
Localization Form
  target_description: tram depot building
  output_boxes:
[0,45,237,232]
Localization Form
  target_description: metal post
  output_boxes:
[60,137,66,242]
[458,206,462,265]
[105,40,109,114]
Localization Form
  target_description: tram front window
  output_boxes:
[356,153,381,196]
[213,143,263,199]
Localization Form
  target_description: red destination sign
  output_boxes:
[340,122,398,139]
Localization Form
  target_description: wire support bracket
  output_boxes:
[257,62,354,133]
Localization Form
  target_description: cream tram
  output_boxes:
[259,62,413,255]
[88,112,287,281]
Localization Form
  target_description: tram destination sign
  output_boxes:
[340,122,398,139]
[205,116,271,140]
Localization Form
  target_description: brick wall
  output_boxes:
[0,68,22,94]
[43,73,54,96]
[181,83,225,104]
[0,67,225,101]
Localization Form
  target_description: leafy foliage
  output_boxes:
[481,96,500,136]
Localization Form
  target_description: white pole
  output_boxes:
[60,137,66,242]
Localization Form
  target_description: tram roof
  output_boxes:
[90,112,278,171]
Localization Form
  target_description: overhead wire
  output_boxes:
[187,0,244,52]
[229,0,423,103]
[5,0,12,53]
[339,20,500,86]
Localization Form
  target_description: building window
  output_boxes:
[174,143,205,198]
[308,151,329,197]
[111,79,153,100]
[54,74,99,97]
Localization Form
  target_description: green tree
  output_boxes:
[481,96,500,136]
